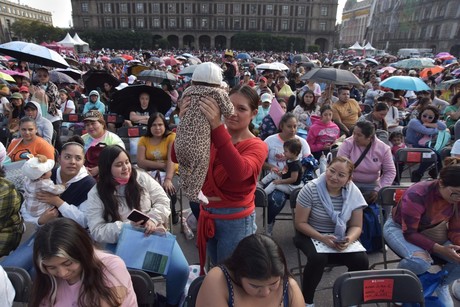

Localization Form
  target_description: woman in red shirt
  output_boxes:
[174,85,268,274]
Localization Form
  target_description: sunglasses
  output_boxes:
[422,114,434,120]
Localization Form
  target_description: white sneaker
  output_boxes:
[452,279,460,301]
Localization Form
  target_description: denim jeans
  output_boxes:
[1,234,36,278]
[384,217,460,285]
[205,206,256,265]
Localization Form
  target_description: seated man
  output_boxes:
[332,86,362,136]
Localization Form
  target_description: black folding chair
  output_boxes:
[0,126,11,147]
[128,269,156,307]
[4,266,32,304]
[183,276,205,307]
[333,269,425,306]
[254,187,268,233]
[395,147,437,182]
[117,126,148,138]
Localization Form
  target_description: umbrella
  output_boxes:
[187,57,201,65]
[182,53,194,58]
[121,54,134,61]
[0,41,69,68]
[109,57,126,65]
[0,71,15,82]
[332,60,344,66]
[128,65,150,77]
[391,58,435,69]
[0,69,28,78]
[236,53,251,60]
[83,70,120,93]
[33,70,78,84]
[292,54,310,63]
[301,67,363,86]
[377,66,397,74]
[110,84,172,118]
[164,57,178,66]
[272,62,289,71]
[256,62,289,71]
[436,52,452,58]
[178,65,198,76]
[252,57,265,64]
[64,57,80,67]
[137,70,177,85]
[54,68,82,80]
[380,76,431,91]
[420,66,444,78]
[365,58,379,65]
[150,56,161,63]
[100,56,111,62]
[435,79,460,90]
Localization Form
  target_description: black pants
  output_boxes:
[295,231,369,303]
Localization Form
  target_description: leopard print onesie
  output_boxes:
[175,85,234,203]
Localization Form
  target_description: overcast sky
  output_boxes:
[20,0,348,28]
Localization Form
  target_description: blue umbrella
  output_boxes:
[380,76,431,91]
[236,53,251,60]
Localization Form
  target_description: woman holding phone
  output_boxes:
[85,145,189,307]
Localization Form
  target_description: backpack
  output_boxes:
[428,129,451,153]
[359,203,383,253]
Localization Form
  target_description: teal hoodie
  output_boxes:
[83,90,106,114]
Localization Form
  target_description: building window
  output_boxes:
[249,19,257,29]
[83,18,90,28]
[104,18,112,27]
[250,4,257,14]
[217,4,225,14]
[185,18,192,28]
[281,20,289,30]
[201,4,208,13]
[136,18,144,28]
[233,4,241,14]
[184,4,192,13]
[136,3,143,13]
[320,6,328,16]
[319,22,326,31]
[266,5,273,15]
[298,6,305,16]
[103,3,111,13]
[234,19,241,30]
[217,18,224,29]
[201,18,208,28]
[120,18,128,28]
[152,3,159,13]
[297,21,304,30]
[153,18,160,28]
[120,3,128,13]
[169,18,176,28]
[282,5,289,16]
[168,3,176,13]
[266,20,272,30]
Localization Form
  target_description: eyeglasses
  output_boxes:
[422,114,434,120]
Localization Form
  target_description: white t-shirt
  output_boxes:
[60,99,76,114]
[264,134,311,170]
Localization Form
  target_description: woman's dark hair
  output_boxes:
[278,112,297,133]
[20,116,37,127]
[355,120,376,138]
[439,160,460,187]
[224,234,290,286]
[61,135,85,152]
[145,112,172,139]
[450,92,460,105]
[327,156,355,179]
[97,145,143,222]
[417,105,440,122]
[299,89,317,111]
[31,218,121,307]
[229,84,259,112]
[374,102,389,112]
[319,104,333,115]
[389,131,404,142]
[283,138,302,156]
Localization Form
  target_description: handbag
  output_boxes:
[116,224,175,275]
[3,138,26,191]
[420,221,448,244]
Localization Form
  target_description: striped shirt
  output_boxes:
[297,182,346,233]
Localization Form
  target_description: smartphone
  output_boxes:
[333,238,348,244]
[127,209,150,224]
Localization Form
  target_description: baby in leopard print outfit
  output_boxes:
[175,62,234,203]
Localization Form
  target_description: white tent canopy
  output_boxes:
[57,33,77,47]
[72,33,89,46]
[349,41,363,50]
[363,42,376,51]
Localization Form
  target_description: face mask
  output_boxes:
[114,177,129,185]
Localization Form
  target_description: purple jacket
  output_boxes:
[337,136,396,190]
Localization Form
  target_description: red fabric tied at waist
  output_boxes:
[197,204,254,275]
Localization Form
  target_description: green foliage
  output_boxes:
[10,19,66,42]
[307,45,320,53]
[230,32,305,52]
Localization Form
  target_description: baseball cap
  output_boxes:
[10,92,23,100]
[24,101,38,110]
[261,93,272,103]
[83,110,103,121]
[19,86,29,93]
[259,77,267,83]
[244,71,251,76]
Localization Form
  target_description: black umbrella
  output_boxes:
[83,70,120,93]
[33,70,78,84]
[110,85,172,118]
[54,68,82,80]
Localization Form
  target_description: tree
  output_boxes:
[10,19,65,43]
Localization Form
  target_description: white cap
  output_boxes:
[192,62,223,85]
[127,75,137,84]
[115,82,129,90]
[22,156,55,180]
[261,93,272,103]
[244,71,251,76]
[451,140,460,156]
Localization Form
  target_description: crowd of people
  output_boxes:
[0,48,459,306]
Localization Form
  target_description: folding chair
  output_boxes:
[104,113,125,126]
[333,269,425,307]
[369,186,408,269]
[395,147,437,182]
[4,266,32,304]
[183,275,205,307]
[289,188,303,280]
[128,268,156,307]
[254,187,268,233]
[0,126,11,147]
[117,126,148,138]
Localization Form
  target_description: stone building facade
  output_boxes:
[339,0,372,47]
[70,0,338,51]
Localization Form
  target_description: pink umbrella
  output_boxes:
[0,69,27,77]
[377,66,396,74]
[164,57,178,66]
[101,56,111,62]
[436,52,452,58]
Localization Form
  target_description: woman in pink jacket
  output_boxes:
[306,105,340,160]
[337,120,396,204]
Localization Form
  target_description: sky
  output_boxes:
[20,0,348,28]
